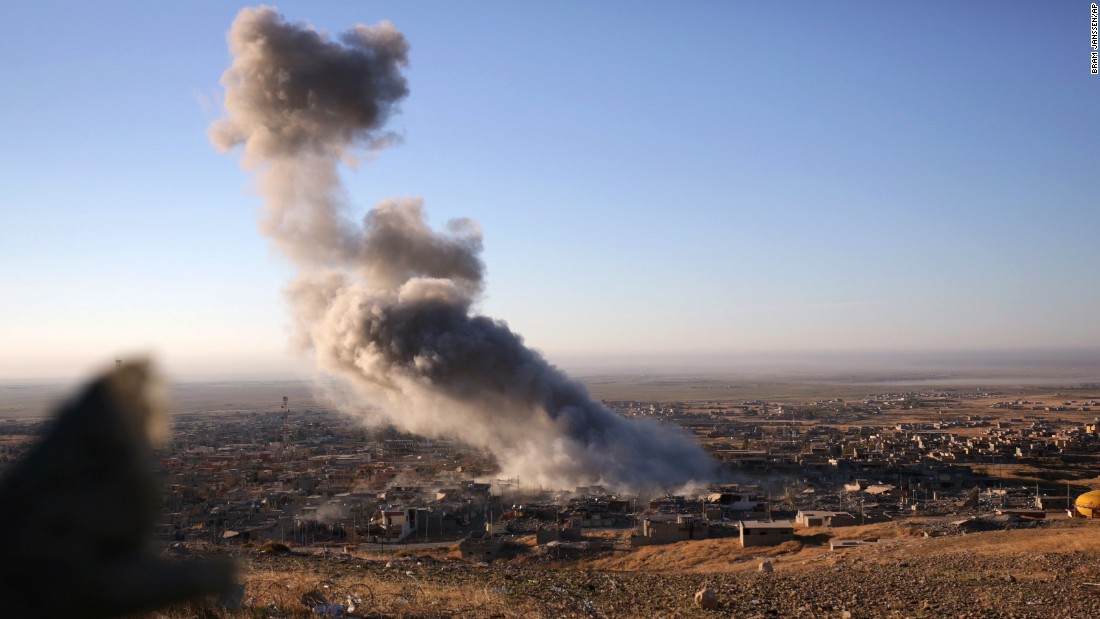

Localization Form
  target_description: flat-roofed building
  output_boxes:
[795,510,857,527]
[631,515,709,547]
[459,532,502,562]
[739,520,794,548]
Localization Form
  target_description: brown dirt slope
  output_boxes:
[155,519,1100,618]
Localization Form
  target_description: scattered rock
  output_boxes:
[694,587,718,610]
[183,522,1100,618]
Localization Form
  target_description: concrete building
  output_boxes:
[378,508,419,541]
[1037,495,1071,511]
[568,513,614,528]
[795,510,857,527]
[459,532,503,562]
[739,520,794,548]
[632,515,709,546]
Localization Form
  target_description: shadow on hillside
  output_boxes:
[796,532,832,547]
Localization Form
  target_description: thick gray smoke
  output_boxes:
[212,7,717,491]
[210,6,408,265]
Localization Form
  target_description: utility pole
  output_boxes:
[281,396,290,461]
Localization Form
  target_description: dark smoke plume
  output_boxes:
[212,7,717,491]
[210,6,408,265]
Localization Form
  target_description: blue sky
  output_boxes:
[1,2,1098,380]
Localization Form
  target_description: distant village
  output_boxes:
[3,389,1100,560]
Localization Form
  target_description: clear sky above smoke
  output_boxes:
[1,2,1098,380]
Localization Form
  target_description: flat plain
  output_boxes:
[6,361,1100,617]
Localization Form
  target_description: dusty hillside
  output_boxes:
[153,519,1100,618]
[577,521,918,574]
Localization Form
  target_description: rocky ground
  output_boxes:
[155,520,1100,618]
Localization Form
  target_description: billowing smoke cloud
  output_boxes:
[210,6,408,265]
[212,7,717,491]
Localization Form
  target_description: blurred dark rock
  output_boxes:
[0,362,235,618]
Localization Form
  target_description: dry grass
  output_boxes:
[579,520,951,574]
[151,561,538,618]
[778,518,1100,576]
[145,519,1100,617]
[902,519,1100,560]
[580,535,807,573]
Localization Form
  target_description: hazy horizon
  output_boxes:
[5,346,1100,385]
[2,3,1097,384]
